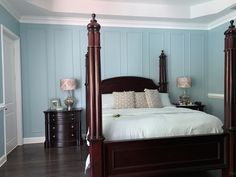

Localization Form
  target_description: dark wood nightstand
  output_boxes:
[174,104,205,112]
[44,108,83,148]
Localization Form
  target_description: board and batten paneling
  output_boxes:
[21,24,83,137]
[20,24,208,137]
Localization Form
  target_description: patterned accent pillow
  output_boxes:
[112,91,135,109]
[135,92,148,108]
[144,89,163,108]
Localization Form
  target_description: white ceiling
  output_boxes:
[1,0,236,29]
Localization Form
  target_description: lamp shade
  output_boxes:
[60,78,76,91]
[176,77,192,88]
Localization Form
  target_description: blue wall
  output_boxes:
[20,23,208,137]
[0,5,20,158]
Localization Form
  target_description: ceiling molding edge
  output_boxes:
[207,10,236,30]
[0,0,21,21]
[20,16,209,30]
[1,0,235,31]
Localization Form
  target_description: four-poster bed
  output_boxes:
[86,14,236,177]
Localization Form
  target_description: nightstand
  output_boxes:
[174,104,205,112]
[44,108,83,148]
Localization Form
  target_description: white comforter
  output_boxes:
[102,107,223,141]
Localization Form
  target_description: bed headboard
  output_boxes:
[101,76,159,94]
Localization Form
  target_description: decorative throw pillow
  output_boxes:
[159,93,172,107]
[134,92,148,108]
[112,91,135,109]
[144,89,163,108]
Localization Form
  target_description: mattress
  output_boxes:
[102,107,223,141]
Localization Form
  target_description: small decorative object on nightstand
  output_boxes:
[60,78,77,110]
[176,76,192,105]
[44,108,83,148]
[174,102,205,112]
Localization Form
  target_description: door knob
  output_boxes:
[4,107,7,110]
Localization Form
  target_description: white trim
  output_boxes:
[0,0,21,21]
[1,25,23,156]
[208,93,224,99]
[208,10,236,30]
[23,137,45,144]
[19,11,236,30]
[20,16,210,30]
[0,154,6,167]
[0,24,6,158]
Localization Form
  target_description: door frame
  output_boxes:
[1,25,22,157]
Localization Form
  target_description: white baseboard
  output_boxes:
[23,135,86,145]
[23,137,45,144]
[0,155,7,167]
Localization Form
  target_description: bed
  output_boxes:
[86,14,236,177]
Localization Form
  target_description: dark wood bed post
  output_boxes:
[87,14,104,177]
[223,20,236,177]
[159,50,167,93]
[85,52,90,131]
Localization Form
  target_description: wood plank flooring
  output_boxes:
[0,143,221,177]
[0,143,89,177]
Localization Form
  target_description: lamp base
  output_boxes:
[179,94,191,105]
[64,96,74,111]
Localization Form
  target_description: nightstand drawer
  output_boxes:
[50,129,77,140]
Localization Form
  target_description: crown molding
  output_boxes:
[0,0,21,21]
[20,16,209,30]
[207,10,236,30]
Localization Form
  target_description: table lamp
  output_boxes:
[60,78,76,110]
[176,76,192,105]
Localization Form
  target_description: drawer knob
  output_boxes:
[71,134,74,137]
[71,118,75,120]
[71,125,74,129]
[52,127,56,130]
[52,135,56,138]
[52,118,55,121]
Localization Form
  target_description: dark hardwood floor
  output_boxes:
[0,143,221,177]
[0,143,89,177]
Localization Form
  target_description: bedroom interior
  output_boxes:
[0,0,235,177]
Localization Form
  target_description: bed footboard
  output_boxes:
[104,134,226,177]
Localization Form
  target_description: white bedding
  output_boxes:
[102,107,223,141]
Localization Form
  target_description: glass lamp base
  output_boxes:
[64,96,74,111]
[179,94,191,105]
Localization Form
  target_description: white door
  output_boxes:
[3,34,17,154]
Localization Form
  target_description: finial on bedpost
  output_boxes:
[223,20,236,177]
[230,20,234,27]
[224,19,236,35]
[87,13,101,32]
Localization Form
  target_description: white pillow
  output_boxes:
[112,91,135,109]
[144,89,163,108]
[102,94,113,108]
[159,93,172,107]
[135,92,148,108]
